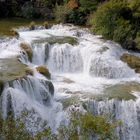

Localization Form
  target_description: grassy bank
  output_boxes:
[0,18,50,36]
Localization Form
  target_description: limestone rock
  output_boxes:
[36,66,51,79]
[121,53,140,73]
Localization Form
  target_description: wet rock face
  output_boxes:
[0,80,4,95]
[121,53,140,73]
[40,79,54,96]
[44,44,50,62]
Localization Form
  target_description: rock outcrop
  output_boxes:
[121,53,140,73]
[36,65,51,79]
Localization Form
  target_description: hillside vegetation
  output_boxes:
[0,0,140,49]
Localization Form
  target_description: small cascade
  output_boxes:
[88,99,140,140]
[1,76,66,133]
[32,43,50,65]
[89,54,135,78]
[47,43,83,72]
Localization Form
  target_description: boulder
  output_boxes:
[20,43,33,62]
[29,21,35,30]
[0,58,29,82]
[25,67,33,76]
[36,66,51,79]
[121,53,140,73]
[43,21,49,29]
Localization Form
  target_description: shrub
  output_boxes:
[90,0,140,50]
[66,9,87,25]
[0,111,119,140]
[55,4,72,23]
[79,0,102,12]
[58,111,119,140]
[21,2,36,19]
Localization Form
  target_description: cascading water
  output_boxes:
[1,24,140,139]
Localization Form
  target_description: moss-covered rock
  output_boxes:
[29,21,35,30]
[20,42,33,61]
[10,29,19,38]
[36,66,51,79]
[0,58,29,82]
[33,36,78,45]
[43,21,49,29]
[121,53,140,73]
[103,82,140,100]
[25,67,33,76]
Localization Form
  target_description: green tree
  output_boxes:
[90,0,140,50]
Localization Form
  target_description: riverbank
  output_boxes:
[0,18,55,36]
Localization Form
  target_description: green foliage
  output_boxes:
[79,0,102,12]
[58,111,119,140]
[66,9,87,25]
[90,0,140,50]
[0,111,119,140]
[43,0,64,8]
[55,3,87,25]
[21,2,36,19]
[0,114,31,140]
[55,4,72,23]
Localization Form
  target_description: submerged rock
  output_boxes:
[36,65,51,79]
[20,42,33,61]
[103,82,140,100]
[121,53,140,73]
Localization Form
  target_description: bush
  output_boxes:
[79,0,103,12]
[55,3,87,25]
[90,0,140,51]
[0,111,119,140]
[66,9,87,25]
[55,4,72,23]
[58,111,119,140]
[21,2,36,19]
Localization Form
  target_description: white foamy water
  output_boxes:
[0,38,21,58]
[1,24,140,139]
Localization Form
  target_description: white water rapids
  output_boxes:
[1,24,140,139]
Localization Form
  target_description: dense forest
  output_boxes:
[0,0,140,51]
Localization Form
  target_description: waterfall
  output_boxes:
[1,24,140,139]
[88,99,140,140]
[1,76,66,133]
